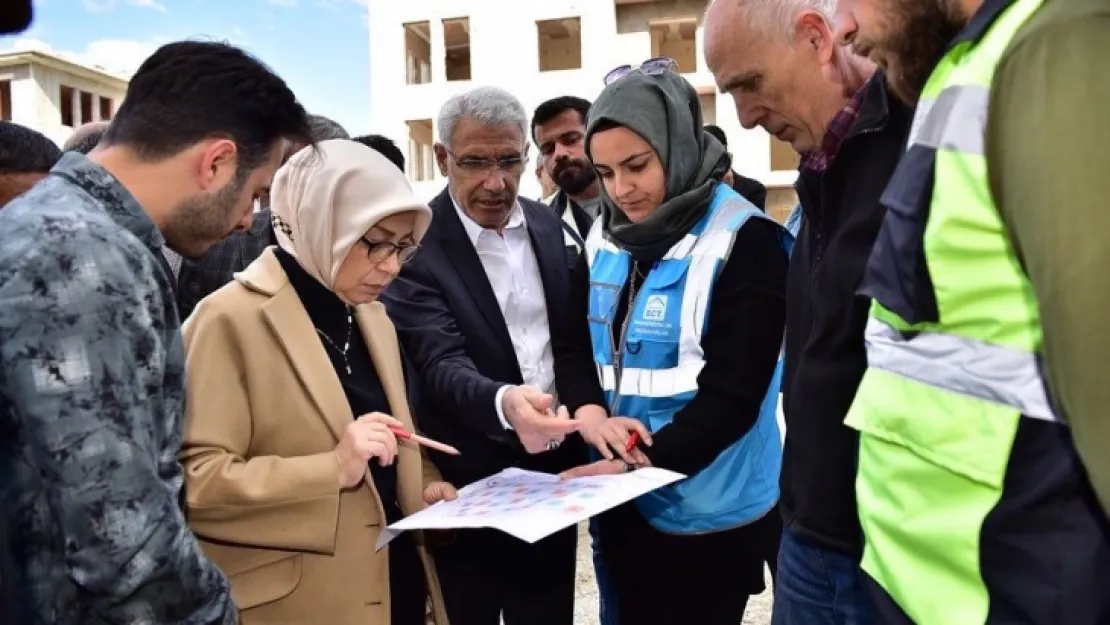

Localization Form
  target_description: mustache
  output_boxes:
[552,158,590,176]
[473,193,513,203]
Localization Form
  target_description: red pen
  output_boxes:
[625,431,641,453]
[388,426,461,456]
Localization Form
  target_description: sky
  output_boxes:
[0,0,374,135]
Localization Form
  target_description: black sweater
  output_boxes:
[560,216,788,477]
[781,73,914,556]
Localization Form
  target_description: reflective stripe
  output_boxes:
[599,361,703,398]
[910,84,989,155]
[864,318,1058,422]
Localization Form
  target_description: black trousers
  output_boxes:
[432,526,577,625]
[598,502,779,625]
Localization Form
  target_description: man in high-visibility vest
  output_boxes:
[832,0,1110,623]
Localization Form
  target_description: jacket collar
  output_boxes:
[952,0,1014,49]
[847,69,896,137]
[233,250,416,461]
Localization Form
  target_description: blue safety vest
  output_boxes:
[585,183,788,533]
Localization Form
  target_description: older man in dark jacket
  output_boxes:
[706,1,913,623]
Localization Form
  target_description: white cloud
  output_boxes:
[81,0,168,14]
[80,38,162,74]
[127,0,168,13]
[81,0,114,11]
[3,36,161,77]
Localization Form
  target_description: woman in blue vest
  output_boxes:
[560,60,790,625]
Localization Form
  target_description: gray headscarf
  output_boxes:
[586,70,730,261]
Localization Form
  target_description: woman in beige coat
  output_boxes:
[180,139,453,625]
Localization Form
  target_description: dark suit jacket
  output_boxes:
[176,210,274,319]
[381,188,596,488]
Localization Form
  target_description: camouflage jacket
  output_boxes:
[0,153,237,624]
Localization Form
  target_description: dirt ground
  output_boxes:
[571,523,773,625]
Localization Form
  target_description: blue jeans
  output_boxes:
[589,519,620,625]
[771,528,876,625]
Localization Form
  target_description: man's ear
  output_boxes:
[196,138,238,191]
[434,143,449,177]
[795,10,835,64]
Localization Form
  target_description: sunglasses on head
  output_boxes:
[603,57,678,86]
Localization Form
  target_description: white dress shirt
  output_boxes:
[452,198,555,430]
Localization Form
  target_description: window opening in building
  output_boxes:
[537,17,582,72]
[403,21,432,85]
[99,96,113,121]
[59,85,75,127]
[79,91,94,124]
[649,18,697,73]
[443,17,471,82]
[770,136,800,172]
[698,91,716,126]
[0,80,11,122]
[406,119,436,182]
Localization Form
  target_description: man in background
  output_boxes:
[0,122,60,208]
[535,155,557,201]
[353,133,405,171]
[705,0,908,623]
[532,96,598,236]
[63,120,110,154]
[531,96,600,261]
[0,40,313,624]
[703,123,768,210]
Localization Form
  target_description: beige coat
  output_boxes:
[179,248,448,625]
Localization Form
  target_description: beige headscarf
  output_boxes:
[270,138,432,289]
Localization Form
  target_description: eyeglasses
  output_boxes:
[604,57,678,86]
[361,237,420,265]
[446,149,528,178]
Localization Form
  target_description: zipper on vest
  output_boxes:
[610,264,645,415]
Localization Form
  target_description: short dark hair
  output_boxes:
[703,124,728,149]
[352,134,405,172]
[102,40,312,173]
[0,122,62,174]
[531,95,591,143]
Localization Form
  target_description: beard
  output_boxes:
[877,0,965,105]
[163,174,246,260]
[551,157,597,196]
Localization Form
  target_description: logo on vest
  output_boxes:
[642,295,668,322]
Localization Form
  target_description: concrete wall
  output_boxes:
[0,61,126,146]
[368,0,798,218]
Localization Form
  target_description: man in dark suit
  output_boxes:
[381,86,598,625]
[704,124,769,211]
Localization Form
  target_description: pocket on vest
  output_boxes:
[846,368,1020,489]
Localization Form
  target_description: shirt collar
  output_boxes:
[800,77,870,172]
[450,194,527,247]
[51,152,165,252]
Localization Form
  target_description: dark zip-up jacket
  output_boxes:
[780,73,913,555]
